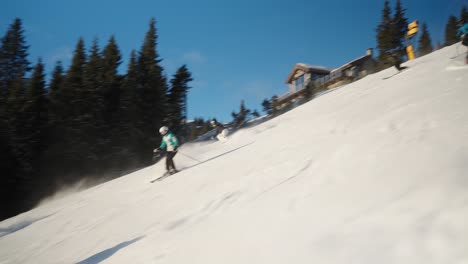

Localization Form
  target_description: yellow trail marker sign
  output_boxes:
[407,20,418,38]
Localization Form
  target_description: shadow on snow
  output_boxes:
[77,236,144,264]
[0,214,54,238]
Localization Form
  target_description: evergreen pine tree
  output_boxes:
[460,6,468,23]
[47,61,64,135]
[392,0,409,59]
[261,98,272,115]
[1,17,30,175]
[0,18,31,100]
[445,15,459,46]
[252,110,260,118]
[24,59,48,155]
[1,72,27,218]
[0,18,31,220]
[59,38,87,180]
[42,61,64,193]
[102,36,122,120]
[122,50,139,129]
[376,0,394,68]
[22,59,48,201]
[49,61,64,95]
[65,38,87,116]
[167,64,193,136]
[1,18,30,137]
[136,18,167,164]
[417,22,433,57]
[271,95,279,116]
[118,50,140,167]
[376,0,408,69]
[101,36,124,170]
[0,110,17,220]
[231,100,251,128]
[80,38,103,173]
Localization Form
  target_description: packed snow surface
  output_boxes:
[1,44,468,264]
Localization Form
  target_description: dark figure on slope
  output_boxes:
[154,126,179,175]
[387,51,407,71]
[210,119,229,142]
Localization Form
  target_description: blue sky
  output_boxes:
[1,0,465,122]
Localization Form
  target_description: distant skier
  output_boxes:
[387,51,407,71]
[456,19,468,63]
[154,126,179,175]
[210,119,229,141]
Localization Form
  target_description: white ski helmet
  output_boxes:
[159,126,169,135]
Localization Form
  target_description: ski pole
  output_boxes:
[178,151,201,163]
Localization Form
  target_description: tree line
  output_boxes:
[0,18,194,220]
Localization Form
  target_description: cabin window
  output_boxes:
[295,75,305,90]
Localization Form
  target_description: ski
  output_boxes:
[383,67,409,79]
[150,170,180,183]
[382,71,401,79]
[149,141,255,183]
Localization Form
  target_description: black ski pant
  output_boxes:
[462,37,468,59]
[166,151,177,171]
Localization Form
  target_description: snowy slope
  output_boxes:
[1,44,468,264]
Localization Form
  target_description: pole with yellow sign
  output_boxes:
[406,20,418,60]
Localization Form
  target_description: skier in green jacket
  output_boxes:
[154,126,179,174]
[456,19,468,63]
